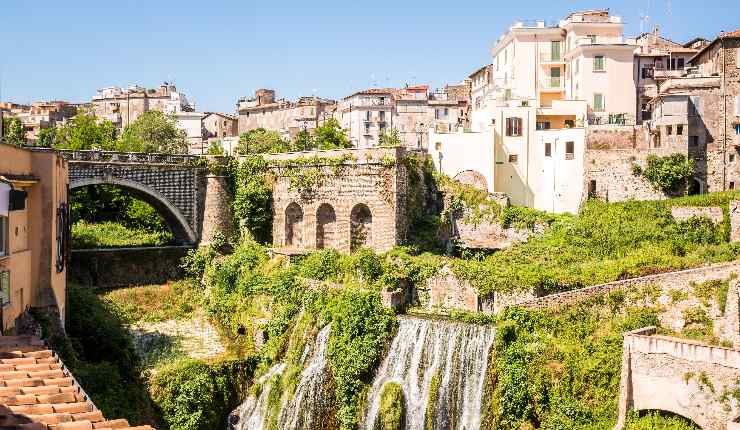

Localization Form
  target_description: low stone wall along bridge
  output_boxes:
[44,149,233,246]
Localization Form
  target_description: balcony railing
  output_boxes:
[540,77,563,89]
[539,52,563,62]
[588,112,636,126]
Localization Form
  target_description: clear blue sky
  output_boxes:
[1,0,737,113]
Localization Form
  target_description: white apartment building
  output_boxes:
[432,9,636,214]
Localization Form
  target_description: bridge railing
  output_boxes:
[33,148,202,165]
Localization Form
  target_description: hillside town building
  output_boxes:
[236,89,337,139]
[0,101,78,143]
[91,82,195,129]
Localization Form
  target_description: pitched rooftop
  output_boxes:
[0,336,154,430]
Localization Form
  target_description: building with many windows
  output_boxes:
[91,82,195,130]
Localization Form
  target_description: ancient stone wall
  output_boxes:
[616,328,740,430]
[671,206,724,223]
[69,247,190,289]
[266,147,414,253]
[419,266,481,311]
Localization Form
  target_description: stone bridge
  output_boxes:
[46,149,232,246]
[616,327,740,430]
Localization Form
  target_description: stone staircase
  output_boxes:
[0,336,154,430]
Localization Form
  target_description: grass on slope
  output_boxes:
[72,221,173,248]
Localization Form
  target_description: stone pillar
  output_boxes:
[200,174,234,246]
[725,279,740,349]
[730,201,740,243]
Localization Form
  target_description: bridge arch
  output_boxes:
[69,177,197,244]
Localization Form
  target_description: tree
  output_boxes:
[54,111,117,150]
[378,128,402,147]
[36,126,56,148]
[3,117,25,145]
[641,153,695,194]
[312,118,352,150]
[206,140,225,155]
[118,111,189,154]
[293,129,314,152]
[236,128,292,154]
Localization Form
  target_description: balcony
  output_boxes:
[540,77,564,91]
[571,36,625,48]
[588,112,636,126]
[653,68,685,80]
[539,52,565,63]
[353,98,392,108]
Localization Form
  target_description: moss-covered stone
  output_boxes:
[378,382,405,430]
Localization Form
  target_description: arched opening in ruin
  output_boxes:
[316,203,337,249]
[688,178,702,196]
[350,203,373,252]
[284,202,304,248]
[634,409,700,429]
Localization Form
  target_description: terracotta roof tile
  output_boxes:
[0,336,155,430]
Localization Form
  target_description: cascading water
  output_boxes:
[362,316,495,430]
[277,325,334,429]
[231,325,334,430]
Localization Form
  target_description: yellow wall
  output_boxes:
[540,92,565,108]
[0,144,68,331]
[536,114,577,129]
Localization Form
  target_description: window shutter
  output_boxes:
[506,118,512,136]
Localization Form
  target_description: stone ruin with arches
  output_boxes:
[265,146,419,254]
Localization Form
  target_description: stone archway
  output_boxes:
[285,202,304,248]
[316,203,337,249]
[688,178,702,196]
[69,177,197,244]
[453,170,489,192]
[350,203,373,252]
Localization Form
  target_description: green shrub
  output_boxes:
[148,358,256,430]
[72,221,172,248]
[641,153,695,194]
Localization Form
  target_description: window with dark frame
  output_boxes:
[0,215,7,258]
[545,142,552,157]
[0,271,9,308]
[508,154,518,163]
[677,125,684,135]
[666,125,673,135]
[565,141,574,160]
[506,117,522,136]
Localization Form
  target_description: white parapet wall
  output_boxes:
[428,128,494,192]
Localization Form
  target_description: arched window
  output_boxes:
[285,203,304,247]
[316,203,336,249]
[350,203,372,252]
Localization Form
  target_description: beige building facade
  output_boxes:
[237,89,336,139]
[91,82,195,129]
[0,143,68,332]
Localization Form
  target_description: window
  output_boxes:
[588,180,597,198]
[364,123,371,135]
[506,117,522,136]
[588,35,597,44]
[666,125,673,135]
[642,67,654,79]
[730,153,736,162]
[677,58,685,69]
[551,40,561,61]
[545,142,552,157]
[565,141,575,160]
[508,154,518,163]
[736,96,740,116]
[444,108,449,116]
[379,97,386,105]
[593,93,605,112]
[731,182,736,190]
[594,55,605,71]
[536,121,551,130]
[379,123,386,132]
[379,111,385,121]
[435,142,442,150]
[736,124,740,135]
[677,125,684,135]
[365,111,371,121]
[565,119,575,128]
[689,136,699,146]
[0,271,9,308]
[0,215,7,257]
[575,58,580,74]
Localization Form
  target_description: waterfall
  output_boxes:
[362,316,495,430]
[231,325,334,430]
[277,324,334,429]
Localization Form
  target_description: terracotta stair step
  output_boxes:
[56,420,94,430]
[0,386,21,396]
[17,422,49,430]
[22,351,53,359]
[25,412,73,425]
[42,378,73,387]
[92,419,129,428]
[52,402,93,414]
[8,403,55,414]
[1,358,38,366]
[20,386,64,395]
[15,364,61,372]
[72,411,104,423]
[125,426,156,430]
[0,371,34,380]
[3,378,47,387]
[0,393,39,405]
[36,358,60,365]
